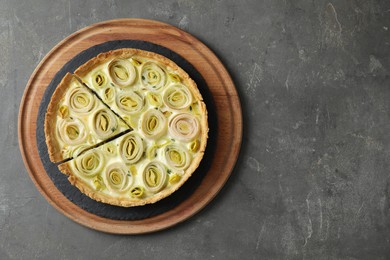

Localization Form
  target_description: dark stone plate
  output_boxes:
[36,40,217,220]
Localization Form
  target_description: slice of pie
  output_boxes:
[45,48,208,207]
[45,73,130,163]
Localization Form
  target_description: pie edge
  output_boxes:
[45,72,75,163]
[60,48,209,207]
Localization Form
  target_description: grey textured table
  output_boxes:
[2,0,390,259]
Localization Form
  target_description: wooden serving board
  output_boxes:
[18,19,242,234]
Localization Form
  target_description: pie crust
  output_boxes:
[45,48,208,207]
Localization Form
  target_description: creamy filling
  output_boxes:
[66,54,205,200]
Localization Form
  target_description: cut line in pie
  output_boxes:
[45,73,131,163]
[45,48,209,207]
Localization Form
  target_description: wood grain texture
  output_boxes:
[18,18,242,234]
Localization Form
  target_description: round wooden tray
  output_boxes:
[18,19,242,234]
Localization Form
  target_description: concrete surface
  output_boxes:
[1,0,390,259]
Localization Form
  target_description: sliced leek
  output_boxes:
[142,161,167,193]
[168,113,200,142]
[189,139,200,152]
[141,62,166,91]
[74,150,104,178]
[163,84,192,110]
[108,59,136,87]
[58,118,87,145]
[130,186,144,198]
[119,133,144,164]
[58,105,69,119]
[116,90,144,114]
[130,57,143,66]
[146,92,162,107]
[168,73,181,83]
[129,165,137,176]
[140,109,167,139]
[164,144,190,172]
[93,175,106,191]
[103,86,115,103]
[91,70,107,88]
[169,174,181,184]
[68,87,95,113]
[102,142,117,156]
[104,163,133,193]
[92,109,118,138]
[146,144,158,160]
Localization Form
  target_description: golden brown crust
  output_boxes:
[55,48,209,207]
[45,73,74,163]
[58,163,141,207]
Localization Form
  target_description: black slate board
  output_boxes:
[36,40,217,220]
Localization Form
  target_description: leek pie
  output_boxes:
[45,48,208,207]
